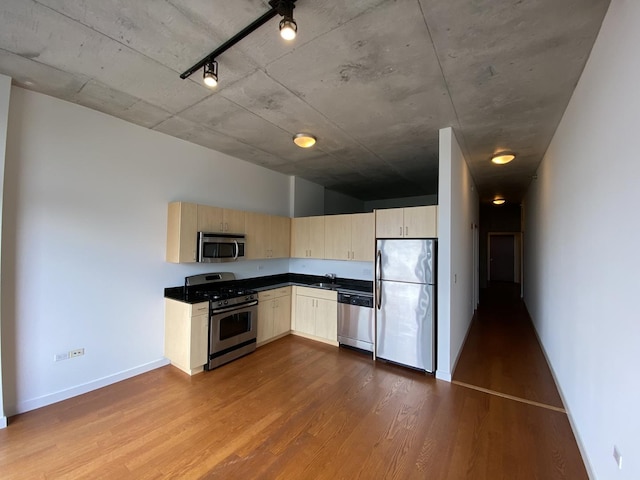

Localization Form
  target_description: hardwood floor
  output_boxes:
[0,331,585,479]
[453,283,564,409]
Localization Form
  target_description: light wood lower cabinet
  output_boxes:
[257,287,292,346]
[291,286,337,345]
[164,299,209,375]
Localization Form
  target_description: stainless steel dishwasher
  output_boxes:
[337,292,374,353]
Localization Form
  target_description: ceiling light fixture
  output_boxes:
[293,133,316,148]
[180,0,298,86]
[491,153,516,165]
[493,197,506,205]
[203,60,218,88]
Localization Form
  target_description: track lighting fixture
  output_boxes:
[279,18,297,40]
[203,60,218,88]
[180,0,298,87]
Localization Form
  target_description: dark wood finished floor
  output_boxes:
[453,282,565,409]
[1,333,585,479]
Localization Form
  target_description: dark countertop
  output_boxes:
[164,273,373,304]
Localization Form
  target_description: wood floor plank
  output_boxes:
[0,335,585,479]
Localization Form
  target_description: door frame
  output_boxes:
[487,232,522,287]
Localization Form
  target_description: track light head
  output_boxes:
[279,18,297,40]
[203,60,218,88]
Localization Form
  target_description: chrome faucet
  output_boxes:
[325,273,337,282]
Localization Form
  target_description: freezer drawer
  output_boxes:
[376,281,435,372]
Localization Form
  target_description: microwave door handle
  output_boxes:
[233,240,239,260]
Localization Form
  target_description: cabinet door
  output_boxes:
[257,300,274,343]
[245,211,270,259]
[404,206,437,238]
[295,295,316,335]
[166,202,198,263]
[315,298,337,341]
[308,216,325,259]
[324,214,351,260]
[223,209,245,234]
[197,205,224,233]
[273,295,292,336]
[291,217,308,258]
[190,313,209,369]
[270,215,291,259]
[351,212,374,261]
[375,208,404,238]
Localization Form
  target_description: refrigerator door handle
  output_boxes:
[376,249,382,309]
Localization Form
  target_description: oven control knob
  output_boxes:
[223,300,228,305]
[218,301,223,307]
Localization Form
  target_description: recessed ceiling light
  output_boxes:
[293,133,316,148]
[493,197,506,205]
[491,153,515,165]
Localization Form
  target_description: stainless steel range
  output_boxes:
[185,272,258,370]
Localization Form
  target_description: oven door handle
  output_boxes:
[233,240,239,260]
[210,300,258,315]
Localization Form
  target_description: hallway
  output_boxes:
[453,282,586,472]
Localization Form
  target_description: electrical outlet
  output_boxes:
[69,348,85,358]
[54,352,69,362]
[613,446,622,469]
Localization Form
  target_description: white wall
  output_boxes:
[523,1,639,478]
[324,189,365,215]
[289,258,373,281]
[436,127,478,381]
[2,87,292,415]
[292,177,325,217]
[0,74,11,428]
[365,194,438,211]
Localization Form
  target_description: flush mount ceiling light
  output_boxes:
[493,197,506,205]
[491,153,516,165]
[203,60,218,88]
[293,133,316,148]
[180,0,298,87]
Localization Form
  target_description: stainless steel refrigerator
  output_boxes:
[375,239,436,372]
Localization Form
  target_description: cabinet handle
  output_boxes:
[219,222,224,231]
[405,226,408,236]
[225,222,229,231]
[399,227,403,236]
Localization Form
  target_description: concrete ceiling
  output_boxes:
[0,0,610,203]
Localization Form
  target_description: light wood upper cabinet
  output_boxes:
[324,213,374,261]
[403,206,437,238]
[270,215,291,259]
[324,215,351,260]
[197,205,245,234]
[164,299,209,375]
[245,212,291,259]
[291,216,325,259]
[375,205,438,238]
[166,202,198,263]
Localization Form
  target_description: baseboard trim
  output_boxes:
[9,358,170,416]
[523,302,595,480]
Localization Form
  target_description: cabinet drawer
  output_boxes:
[190,302,209,316]
[259,286,291,301]
[295,286,337,301]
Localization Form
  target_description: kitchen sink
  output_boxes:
[311,282,341,289]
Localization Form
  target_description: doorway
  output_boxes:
[488,233,521,284]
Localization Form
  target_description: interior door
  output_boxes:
[489,234,515,282]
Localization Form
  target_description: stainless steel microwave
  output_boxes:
[197,232,246,263]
